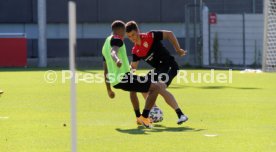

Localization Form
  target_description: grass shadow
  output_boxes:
[116,125,205,135]
[199,86,261,90]
[168,84,189,89]
[169,84,261,90]
[233,87,260,90]
[116,126,148,135]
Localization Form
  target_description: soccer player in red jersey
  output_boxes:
[125,21,188,125]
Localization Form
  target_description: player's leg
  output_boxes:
[141,92,158,107]
[138,82,164,128]
[143,83,160,110]
[142,92,147,98]
[158,87,188,124]
[156,65,188,124]
[115,73,164,128]
[167,64,188,124]
[129,91,143,125]
[140,69,159,107]
[130,92,140,116]
[149,67,179,110]
[159,65,180,109]
[132,75,165,128]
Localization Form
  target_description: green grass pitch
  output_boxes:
[0,69,276,152]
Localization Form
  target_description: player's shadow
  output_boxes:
[199,86,261,90]
[115,125,205,135]
[169,84,261,90]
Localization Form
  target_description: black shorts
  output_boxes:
[147,62,179,87]
[113,73,151,93]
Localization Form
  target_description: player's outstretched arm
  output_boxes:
[103,62,115,99]
[111,46,122,68]
[162,30,187,57]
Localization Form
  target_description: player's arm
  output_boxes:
[130,61,139,73]
[161,30,187,57]
[111,46,122,68]
[131,61,139,70]
[130,53,141,72]
[103,61,115,99]
[110,36,124,67]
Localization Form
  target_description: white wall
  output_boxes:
[210,14,263,65]
[0,23,186,39]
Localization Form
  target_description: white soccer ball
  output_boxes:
[149,106,163,123]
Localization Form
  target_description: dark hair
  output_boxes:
[126,21,138,33]
[111,20,125,31]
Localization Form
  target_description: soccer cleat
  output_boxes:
[138,116,153,128]
[136,117,142,125]
[149,117,153,123]
[137,117,153,125]
[177,115,189,125]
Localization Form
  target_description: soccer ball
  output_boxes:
[149,106,163,123]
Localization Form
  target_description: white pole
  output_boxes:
[68,0,77,152]
[37,0,47,67]
[262,0,269,71]
[202,6,209,66]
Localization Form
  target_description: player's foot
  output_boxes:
[137,117,153,125]
[136,117,142,125]
[177,115,188,125]
[138,116,152,128]
[149,117,154,123]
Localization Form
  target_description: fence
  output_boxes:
[206,14,263,68]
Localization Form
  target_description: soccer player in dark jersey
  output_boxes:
[102,20,184,128]
[125,21,188,125]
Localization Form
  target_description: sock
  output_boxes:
[142,109,150,118]
[134,109,141,117]
[175,108,184,118]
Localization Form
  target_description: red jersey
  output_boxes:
[131,31,176,69]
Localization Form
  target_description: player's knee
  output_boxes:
[149,83,161,92]
[149,82,166,93]
[157,82,166,90]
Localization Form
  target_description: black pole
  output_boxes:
[208,16,211,65]
[243,13,246,68]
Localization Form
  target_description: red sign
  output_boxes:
[209,13,217,24]
[0,38,27,67]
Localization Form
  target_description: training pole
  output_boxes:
[68,0,77,152]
